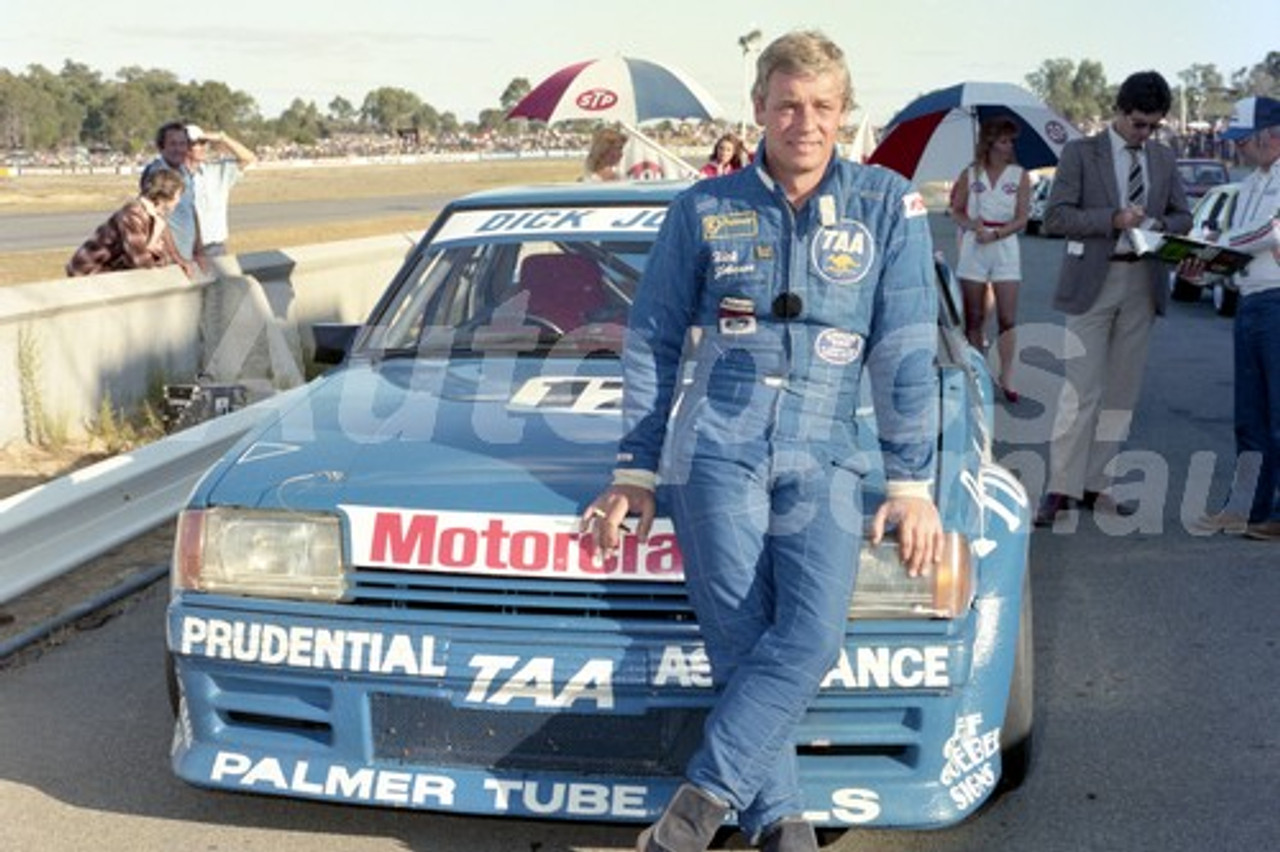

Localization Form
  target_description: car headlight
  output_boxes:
[173,508,347,601]
[849,531,974,619]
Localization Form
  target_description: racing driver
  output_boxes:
[585,29,946,852]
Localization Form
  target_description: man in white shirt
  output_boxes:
[141,121,207,276]
[185,124,257,256]
[1194,96,1280,540]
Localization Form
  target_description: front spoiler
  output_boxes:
[167,589,1022,829]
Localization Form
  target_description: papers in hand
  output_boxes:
[1127,228,1253,276]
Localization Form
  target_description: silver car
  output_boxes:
[1167,182,1240,316]
[1025,176,1053,237]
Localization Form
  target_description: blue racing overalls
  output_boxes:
[617,149,940,837]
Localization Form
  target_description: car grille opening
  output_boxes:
[350,569,698,622]
[371,694,705,775]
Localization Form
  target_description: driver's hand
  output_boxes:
[870,496,945,577]
[581,484,655,554]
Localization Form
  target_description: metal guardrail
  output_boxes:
[0,389,303,605]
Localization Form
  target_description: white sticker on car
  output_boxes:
[342,505,682,581]
[433,207,667,244]
[939,713,1001,812]
[508,376,623,412]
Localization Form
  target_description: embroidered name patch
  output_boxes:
[711,249,756,281]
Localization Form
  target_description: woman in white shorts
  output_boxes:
[950,116,1031,401]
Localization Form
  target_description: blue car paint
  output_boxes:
[167,181,1031,830]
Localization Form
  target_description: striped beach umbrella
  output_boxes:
[508,56,721,125]
[869,81,1081,182]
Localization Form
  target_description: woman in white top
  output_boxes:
[950,116,1031,401]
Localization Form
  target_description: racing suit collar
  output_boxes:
[751,139,842,209]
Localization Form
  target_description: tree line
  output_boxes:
[1025,53,1280,126]
[0,60,503,155]
[2,52,1278,156]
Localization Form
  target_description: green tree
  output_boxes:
[1230,50,1280,99]
[21,63,85,148]
[413,102,442,134]
[476,107,509,132]
[1025,58,1110,125]
[327,96,357,129]
[99,82,160,154]
[115,66,184,126]
[1176,63,1230,124]
[58,60,107,144]
[0,70,40,149]
[360,86,423,134]
[179,79,259,132]
[275,98,324,144]
[499,77,532,112]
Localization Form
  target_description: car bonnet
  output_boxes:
[196,357,624,515]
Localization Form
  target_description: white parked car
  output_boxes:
[1025,176,1053,237]
[1167,182,1240,316]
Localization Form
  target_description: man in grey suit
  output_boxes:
[1035,71,1192,526]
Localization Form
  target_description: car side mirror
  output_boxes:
[312,323,359,365]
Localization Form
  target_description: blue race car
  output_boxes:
[166,179,1032,832]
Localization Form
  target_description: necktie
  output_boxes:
[1126,145,1145,206]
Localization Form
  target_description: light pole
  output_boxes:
[738,29,762,140]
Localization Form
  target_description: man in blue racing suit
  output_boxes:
[585,30,945,852]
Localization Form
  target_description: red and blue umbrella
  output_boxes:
[507,56,721,125]
[869,81,1081,182]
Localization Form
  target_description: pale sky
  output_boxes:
[4,0,1274,127]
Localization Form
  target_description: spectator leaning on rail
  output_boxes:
[141,121,209,276]
[583,29,943,852]
[185,124,256,256]
[67,168,186,276]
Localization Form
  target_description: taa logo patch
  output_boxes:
[814,328,864,365]
[812,220,875,284]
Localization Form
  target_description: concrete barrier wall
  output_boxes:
[247,232,417,351]
[0,266,200,443]
[0,232,416,445]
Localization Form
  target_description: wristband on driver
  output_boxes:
[612,468,657,492]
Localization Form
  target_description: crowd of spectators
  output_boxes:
[2,117,1252,174]
[1174,128,1240,161]
[1,122,760,173]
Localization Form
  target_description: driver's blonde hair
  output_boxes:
[751,30,854,113]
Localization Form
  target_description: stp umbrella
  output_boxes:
[507,56,721,125]
[868,81,1081,182]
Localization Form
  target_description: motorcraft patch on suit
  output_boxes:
[814,328,864,365]
[702,211,759,241]
[812,220,875,284]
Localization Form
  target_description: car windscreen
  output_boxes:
[1178,161,1228,187]
[361,205,663,359]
